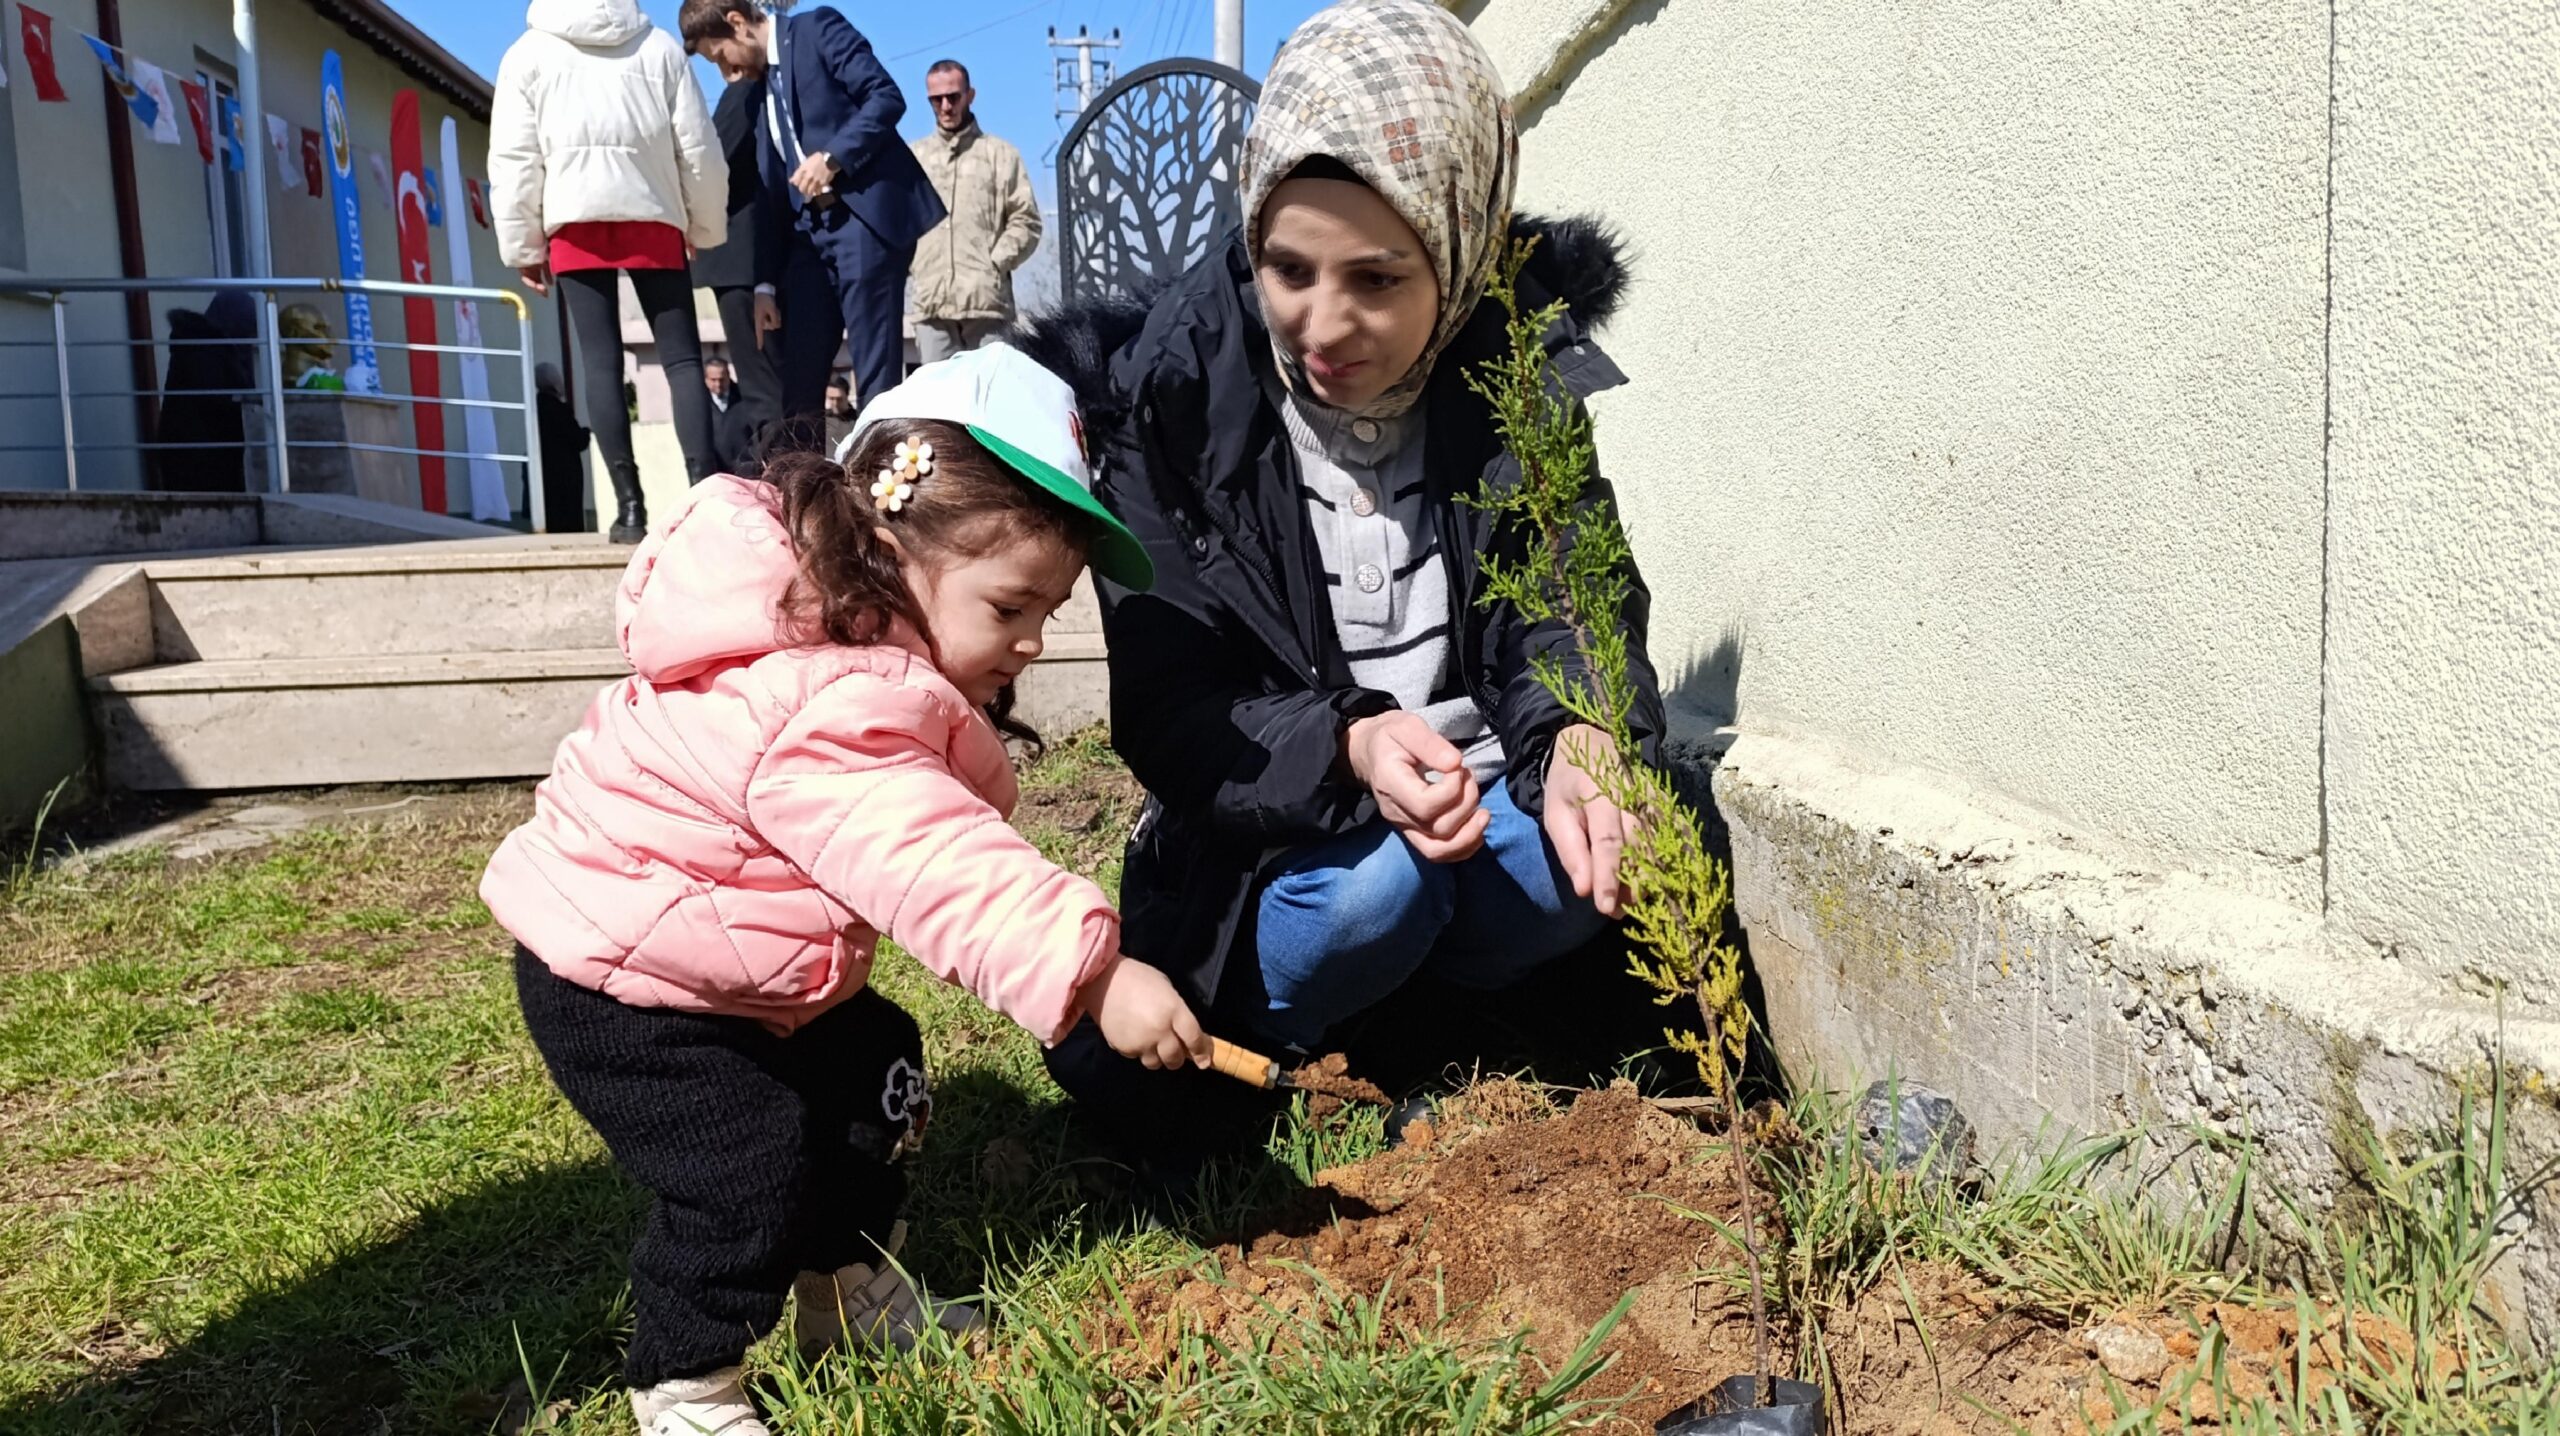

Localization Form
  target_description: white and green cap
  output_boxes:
[837,341,1153,591]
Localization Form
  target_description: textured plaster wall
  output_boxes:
[1478,0,2331,900]
[2325,0,2560,1003]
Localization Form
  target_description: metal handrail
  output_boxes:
[0,274,550,533]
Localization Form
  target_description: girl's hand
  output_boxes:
[1347,711,1488,863]
[1545,724,1635,919]
[1085,957,1212,1071]
[517,264,551,297]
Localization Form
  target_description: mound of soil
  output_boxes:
[1108,1083,2452,1434]
[1128,1084,1769,1423]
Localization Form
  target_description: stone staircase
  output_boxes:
[75,538,1107,792]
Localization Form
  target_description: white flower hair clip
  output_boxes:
[893,437,935,482]
[871,435,935,513]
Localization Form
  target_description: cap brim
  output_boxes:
[967,424,1156,592]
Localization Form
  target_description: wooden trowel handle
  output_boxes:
[1206,1037,1283,1090]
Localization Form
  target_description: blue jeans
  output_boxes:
[1254,780,1608,1050]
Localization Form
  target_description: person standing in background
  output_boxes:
[909,60,1042,360]
[679,0,945,419]
[491,0,727,542]
[695,72,783,451]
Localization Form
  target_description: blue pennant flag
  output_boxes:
[217,95,246,171]
[80,34,159,133]
[421,165,444,226]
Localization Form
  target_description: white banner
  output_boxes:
[441,116,510,523]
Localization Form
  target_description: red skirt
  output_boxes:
[549,220,686,273]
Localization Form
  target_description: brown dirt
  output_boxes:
[1119,1084,1767,1426]
[1098,1082,2458,1434]
[1286,1051,1394,1112]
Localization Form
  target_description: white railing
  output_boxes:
[0,276,552,533]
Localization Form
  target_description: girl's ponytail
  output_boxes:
[771,450,930,651]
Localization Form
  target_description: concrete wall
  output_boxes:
[1465,0,2560,1342]
[2326,0,2560,1002]
[0,0,559,509]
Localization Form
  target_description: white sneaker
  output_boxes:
[630,1366,769,1436]
[793,1220,986,1361]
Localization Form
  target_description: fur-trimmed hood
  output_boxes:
[1017,213,1629,435]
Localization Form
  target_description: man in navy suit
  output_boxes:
[682,1,947,419]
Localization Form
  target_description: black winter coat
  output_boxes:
[1018,216,1667,1009]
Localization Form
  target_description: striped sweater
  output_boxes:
[1279,391,1506,785]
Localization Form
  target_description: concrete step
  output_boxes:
[91,649,628,790]
[88,635,1111,792]
[142,546,629,663]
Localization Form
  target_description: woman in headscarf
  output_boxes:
[1024,0,1665,1159]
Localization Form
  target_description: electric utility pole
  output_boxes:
[1214,0,1242,68]
[1047,25,1121,122]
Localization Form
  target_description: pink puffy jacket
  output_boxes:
[481,475,1119,1040]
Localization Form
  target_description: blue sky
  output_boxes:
[400,0,1327,205]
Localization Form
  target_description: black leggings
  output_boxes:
[515,948,924,1387]
[560,267,716,487]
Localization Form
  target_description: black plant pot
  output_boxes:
[1654,1375,1826,1435]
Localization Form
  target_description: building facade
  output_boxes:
[0,0,558,511]
[1458,0,2558,1342]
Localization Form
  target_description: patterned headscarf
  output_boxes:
[1241,0,1517,420]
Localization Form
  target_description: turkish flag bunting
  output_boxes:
[300,126,324,197]
[466,178,491,229]
[19,6,66,102]
[179,80,215,165]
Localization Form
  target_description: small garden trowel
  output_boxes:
[1206,1037,1297,1091]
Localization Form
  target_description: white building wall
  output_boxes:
[2326,0,2560,997]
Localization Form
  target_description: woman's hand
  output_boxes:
[753,292,782,349]
[1085,957,1212,1071]
[1545,724,1635,919]
[517,264,551,298]
[1348,711,1487,863]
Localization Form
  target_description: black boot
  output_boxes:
[606,463,646,544]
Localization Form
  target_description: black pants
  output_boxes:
[559,267,717,490]
[778,213,912,419]
[711,283,784,462]
[514,949,925,1387]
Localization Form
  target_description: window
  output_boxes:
[197,67,250,277]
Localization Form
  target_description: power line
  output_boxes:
[887,0,1058,62]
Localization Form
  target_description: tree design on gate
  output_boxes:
[1057,60,1261,306]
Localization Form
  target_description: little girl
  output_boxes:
[481,343,1206,1436]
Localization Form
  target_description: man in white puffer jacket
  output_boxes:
[491,0,729,542]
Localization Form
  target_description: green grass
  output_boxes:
[0,751,1620,1435]
[1,745,2551,1435]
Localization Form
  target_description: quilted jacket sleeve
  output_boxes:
[486,43,547,270]
[746,671,1120,1045]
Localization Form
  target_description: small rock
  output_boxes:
[1845,1079,1976,1182]
[2083,1320,2172,1385]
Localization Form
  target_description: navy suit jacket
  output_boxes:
[754,7,947,284]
